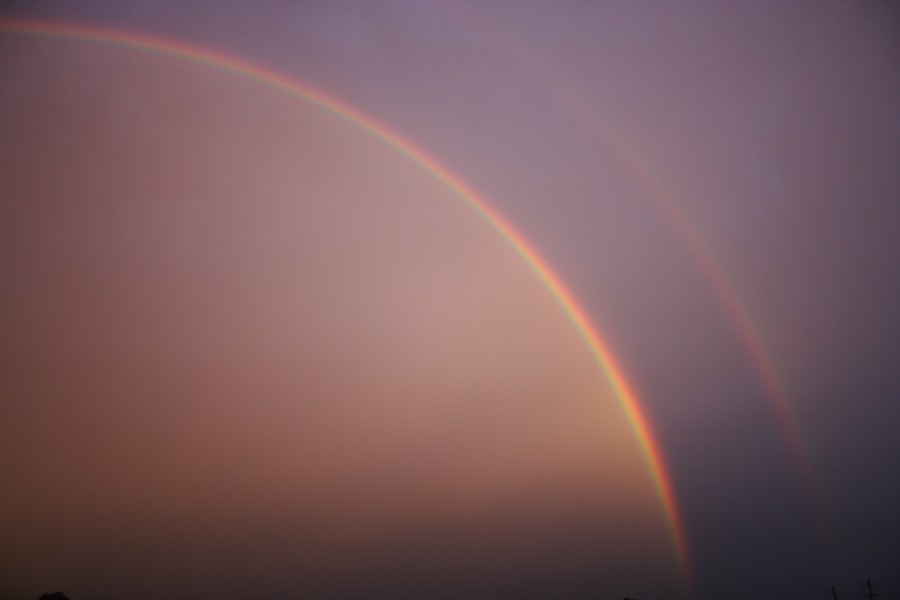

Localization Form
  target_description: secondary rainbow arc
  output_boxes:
[544,75,825,533]
[0,18,692,582]
[452,6,823,540]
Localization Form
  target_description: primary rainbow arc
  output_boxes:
[0,18,692,582]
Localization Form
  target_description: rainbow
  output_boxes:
[541,73,826,529]
[451,5,824,534]
[0,19,692,581]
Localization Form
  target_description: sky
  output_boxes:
[1,2,898,599]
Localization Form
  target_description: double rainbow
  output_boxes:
[453,5,825,545]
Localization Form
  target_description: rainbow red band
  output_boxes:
[0,18,692,582]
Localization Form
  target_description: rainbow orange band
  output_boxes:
[0,19,692,581]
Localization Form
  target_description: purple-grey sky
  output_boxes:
[1,2,898,599]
